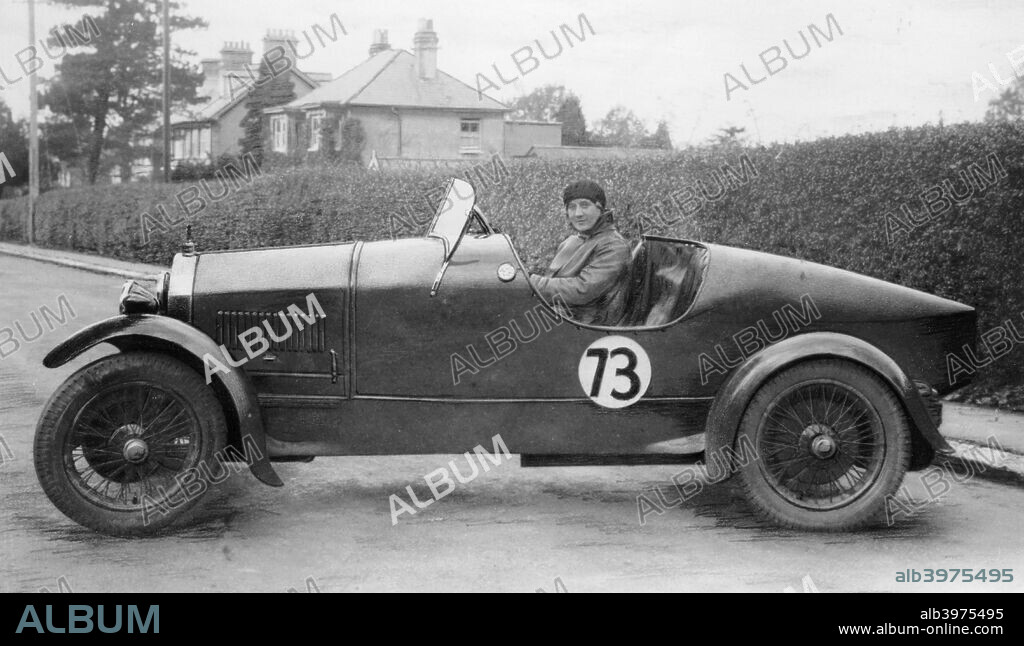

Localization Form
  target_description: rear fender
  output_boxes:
[704,331,952,469]
[43,314,283,487]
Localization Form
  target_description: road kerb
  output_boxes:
[941,438,1024,486]
[0,244,164,282]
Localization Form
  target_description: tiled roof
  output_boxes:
[171,67,326,126]
[306,72,334,84]
[171,92,235,125]
[279,49,507,112]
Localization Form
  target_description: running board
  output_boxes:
[521,454,704,467]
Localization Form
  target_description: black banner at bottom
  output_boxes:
[1,592,1017,641]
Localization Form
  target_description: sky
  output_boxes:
[0,0,1022,146]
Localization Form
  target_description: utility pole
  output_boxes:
[162,0,170,181]
[28,0,38,244]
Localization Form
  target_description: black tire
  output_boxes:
[735,359,911,531]
[34,352,227,536]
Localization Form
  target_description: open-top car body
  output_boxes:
[36,179,976,535]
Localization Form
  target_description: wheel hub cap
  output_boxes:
[810,435,837,459]
[122,437,149,464]
[802,423,838,459]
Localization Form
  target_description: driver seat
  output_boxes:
[617,238,708,327]
[643,241,708,326]
[616,241,650,326]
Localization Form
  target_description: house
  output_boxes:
[170,31,331,165]
[265,20,562,166]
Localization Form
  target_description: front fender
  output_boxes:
[44,314,283,487]
[704,331,952,465]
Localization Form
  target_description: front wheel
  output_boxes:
[735,359,911,531]
[35,352,227,536]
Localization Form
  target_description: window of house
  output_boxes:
[171,126,212,163]
[460,119,481,153]
[308,113,324,151]
[272,115,288,153]
[172,132,185,162]
[198,127,211,160]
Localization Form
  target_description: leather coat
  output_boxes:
[529,213,631,325]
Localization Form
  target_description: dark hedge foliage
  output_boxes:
[170,154,241,182]
[3,121,1023,388]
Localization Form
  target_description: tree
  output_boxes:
[510,84,596,145]
[590,106,648,147]
[39,109,90,174]
[0,98,29,192]
[557,95,587,145]
[639,120,672,149]
[985,83,1024,123]
[709,126,747,147]
[238,56,297,166]
[41,0,206,184]
[507,84,572,122]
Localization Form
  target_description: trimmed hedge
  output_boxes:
[3,121,1024,390]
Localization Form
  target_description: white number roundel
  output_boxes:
[578,336,652,408]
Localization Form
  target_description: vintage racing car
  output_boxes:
[35,179,976,536]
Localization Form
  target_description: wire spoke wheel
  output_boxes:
[35,352,226,536]
[758,380,885,511]
[65,382,202,512]
[735,359,911,531]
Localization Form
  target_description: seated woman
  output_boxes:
[529,180,631,326]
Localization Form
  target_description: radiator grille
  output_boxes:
[216,310,326,353]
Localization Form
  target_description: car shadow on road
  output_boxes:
[643,478,946,541]
[19,459,950,541]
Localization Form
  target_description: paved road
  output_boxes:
[1,254,1022,593]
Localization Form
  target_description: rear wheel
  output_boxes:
[736,359,911,530]
[35,352,226,536]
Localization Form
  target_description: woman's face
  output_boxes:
[566,198,603,233]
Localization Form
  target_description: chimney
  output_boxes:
[264,29,300,59]
[217,41,253,96]
[199,58,221,100]
[413,19,438,80]
[219,41,253,73]
[369,29,390,56]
